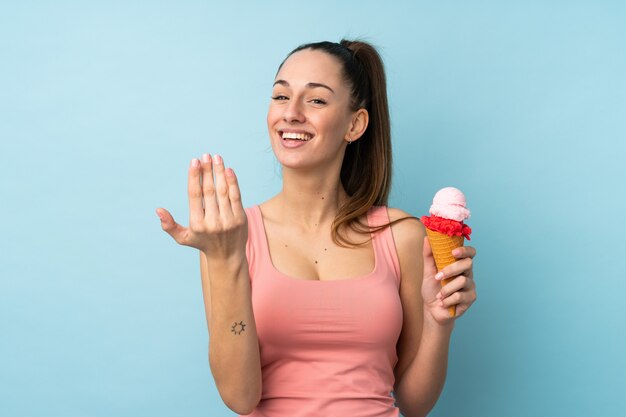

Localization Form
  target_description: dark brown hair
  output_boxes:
[278,39,418,247]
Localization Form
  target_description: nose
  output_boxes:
[283,98,305,123]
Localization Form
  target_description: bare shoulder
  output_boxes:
[386,207,426,250]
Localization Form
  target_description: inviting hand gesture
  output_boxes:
[421,236,477,325]
[156,153,247,261]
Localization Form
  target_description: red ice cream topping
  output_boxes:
[420,215,472,240]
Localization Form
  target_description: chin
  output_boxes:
[274,155,315,170]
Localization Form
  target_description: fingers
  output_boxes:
[194,153,242,223]
[440,290,477,311]
[434,245,476,280]
[428,245,478,322]
[423,236,432,257]
[156,208,189,245]
[435,274,477,314]
[437,275,474,300]
[158,153,243,253]
[225,167,245,220]
[200,153,219,220]
[434,256,473,282]
[452,245,476,259]
[422,236,438,279]
[211,154,233,218]
[188,158,205,227]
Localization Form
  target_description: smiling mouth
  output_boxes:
[280,131,313,141]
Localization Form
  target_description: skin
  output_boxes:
[155,47,477,416]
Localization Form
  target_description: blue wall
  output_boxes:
[1,1,624,416]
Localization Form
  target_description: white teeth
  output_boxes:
[281,131,312,141]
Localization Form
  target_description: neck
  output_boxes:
[273,167,349,231]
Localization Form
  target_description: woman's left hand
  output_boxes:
[421,236,477,326]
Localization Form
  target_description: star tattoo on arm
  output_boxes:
[231,321,246,335]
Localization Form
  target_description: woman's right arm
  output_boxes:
[157,153,261,414]
[199,250,262,415]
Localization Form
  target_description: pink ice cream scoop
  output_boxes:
[429,187,471,222]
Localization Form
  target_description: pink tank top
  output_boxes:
[241,205,403,417]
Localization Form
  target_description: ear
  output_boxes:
[344,108,369,143]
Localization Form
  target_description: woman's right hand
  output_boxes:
[156,153,248,263]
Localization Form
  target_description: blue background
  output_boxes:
[1,1,625,416]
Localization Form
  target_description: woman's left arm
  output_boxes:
[390,210,477,417]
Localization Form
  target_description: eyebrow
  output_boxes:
[273,79,335,94]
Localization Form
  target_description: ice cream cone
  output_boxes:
[425,227,464,317]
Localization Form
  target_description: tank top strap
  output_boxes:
[244,206,266,282]
[367,206,402,288]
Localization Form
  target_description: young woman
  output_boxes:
[156,40,477,417]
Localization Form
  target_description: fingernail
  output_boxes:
[435,272,444,280]
[225,168,234,177]
[155,210,163,221]
[453,249,462,256]
[202,153,211,163]
[191,158,200,168]
[213,154,222,164]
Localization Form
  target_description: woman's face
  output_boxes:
[267,49,355,171]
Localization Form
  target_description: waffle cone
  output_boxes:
[425,228,464,317]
